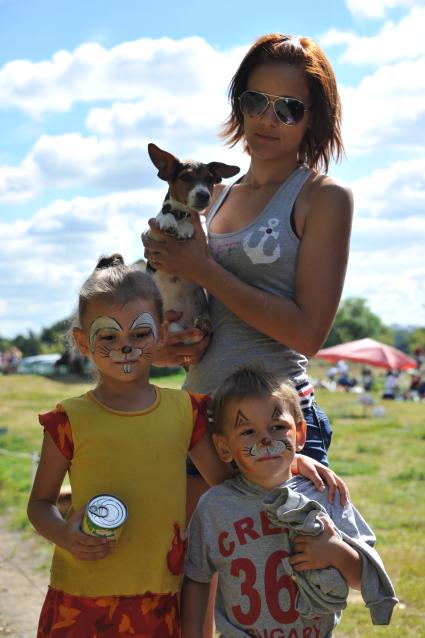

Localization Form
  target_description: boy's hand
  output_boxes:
[61,505,115,561]
[288,517,344,571]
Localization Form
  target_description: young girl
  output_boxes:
[27,254,231,638]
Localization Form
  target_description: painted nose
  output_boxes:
[261,436,272,446]
[122,345,132,354]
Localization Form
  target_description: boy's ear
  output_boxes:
[212,433,233,464]
[72,327,90,357]
[296,419,307,451]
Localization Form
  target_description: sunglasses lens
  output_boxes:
[240,91,268,117]
[275,98,305,125]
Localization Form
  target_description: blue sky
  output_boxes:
[1,0,424,338]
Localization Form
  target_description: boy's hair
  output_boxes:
[71,253,164,331]
[211,365,304,434]
[221,33,343,174]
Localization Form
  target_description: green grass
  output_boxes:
[1,372,425,636]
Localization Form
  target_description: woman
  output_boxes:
[144,33,352,466]
[144,33,353,638]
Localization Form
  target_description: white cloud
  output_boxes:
[346,0,419,19]
[0,37,243,118]
[350,158,425,218]
[321,6,425,65]
[340,56,425,155]
[0,189,163,336]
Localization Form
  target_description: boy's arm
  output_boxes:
[289,517,362,589]
[181,576,211,638]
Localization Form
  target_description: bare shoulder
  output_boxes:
[308,173,353,215]
[204,183,226,217]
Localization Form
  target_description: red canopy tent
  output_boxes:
[316,338,416,371]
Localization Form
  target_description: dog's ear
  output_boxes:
[148,143,179,181]
[207,162,240,183]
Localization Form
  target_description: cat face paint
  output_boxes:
[88,312,158,374]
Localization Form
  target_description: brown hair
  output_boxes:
[211,365,304,434]
[221,33,344,173]
[72,253,163,330]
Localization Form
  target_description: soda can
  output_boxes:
[82,494,127,540]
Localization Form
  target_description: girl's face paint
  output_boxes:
[82,300,161,379]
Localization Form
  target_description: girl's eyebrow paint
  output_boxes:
[89,316,122,353]
[129,312,158,340]
[234,410,249,429]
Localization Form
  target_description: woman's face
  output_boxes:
[242,63,311,163]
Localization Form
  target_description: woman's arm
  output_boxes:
[144,179,353,356]
[28,434,114,560]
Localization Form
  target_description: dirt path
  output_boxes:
[0,518,50,637]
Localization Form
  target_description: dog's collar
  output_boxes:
[162,202,191,221]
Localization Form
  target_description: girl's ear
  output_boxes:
[212,433,233,464]
[72,327,90,357]
[296,419,307,451]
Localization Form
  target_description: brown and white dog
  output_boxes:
[146,143,240,341]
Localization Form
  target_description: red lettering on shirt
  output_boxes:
[260,510,287,536]
[218,531,235,557]
[234,517,261,545]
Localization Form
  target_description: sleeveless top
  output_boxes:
[42,387,205,597]
[184,167,312,396]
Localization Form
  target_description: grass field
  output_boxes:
[0,370,424,636]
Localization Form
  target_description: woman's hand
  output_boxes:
[61,505,115,561]
[142,214,212,284]
[293,455,349,506]
[154,311,210,368]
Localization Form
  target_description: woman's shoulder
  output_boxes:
[306,173,353,209]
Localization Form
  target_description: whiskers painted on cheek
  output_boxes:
[141,345,154,361]
[98,345,114,358]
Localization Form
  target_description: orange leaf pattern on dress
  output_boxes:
[51,604,80,629]
[37,588,180,637]
[39,406,74,460]
[188,392,209,450]
[166,522,187,575]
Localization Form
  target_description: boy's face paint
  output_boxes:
[214,395,301,490]
[85,304,159,377]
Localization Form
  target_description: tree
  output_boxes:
[324,297,392,347]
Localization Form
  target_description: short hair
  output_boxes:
[211,365,304,434]
[72,253,163,330]
[221,33,344,174]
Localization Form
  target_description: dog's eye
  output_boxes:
[206,174,217,185]
[179,173,192,183]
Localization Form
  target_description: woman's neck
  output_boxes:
[92,375,157,412]
[243,155,299,188]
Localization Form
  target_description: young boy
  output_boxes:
[181,366,397,638]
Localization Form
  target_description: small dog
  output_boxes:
[146,143,240,341]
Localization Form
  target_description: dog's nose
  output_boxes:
[194,191,211,208]
[122,345,132,354]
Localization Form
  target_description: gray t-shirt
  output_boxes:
[184,168,312,395]
[185,475,395,638]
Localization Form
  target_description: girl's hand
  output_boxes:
[142,214,212,284]
[288,516,343,571]
[62,506,115,561]
[293,455,349,506]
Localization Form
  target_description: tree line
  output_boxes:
[1,297,424,358]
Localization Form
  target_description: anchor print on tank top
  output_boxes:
[243,218,281,265]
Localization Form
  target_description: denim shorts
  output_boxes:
[186,401,332,475]
[301,402,332,467]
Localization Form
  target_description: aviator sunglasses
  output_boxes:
[239,90,310,126]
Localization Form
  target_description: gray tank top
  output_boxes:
[184,167,312,394]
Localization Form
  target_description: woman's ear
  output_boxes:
[296,419,307,451]
[72,327,90,357]
[212,433,233,463]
